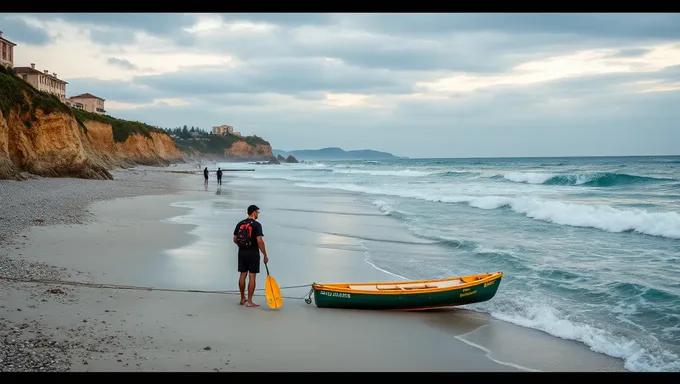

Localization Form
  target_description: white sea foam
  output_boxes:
[295,182,680,239]
[332,169,434,177]
[482,299,680,372]
[504,172,556,184]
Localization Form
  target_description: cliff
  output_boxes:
[174,134,273,161]
[0,66,273,180]
[0,65,184,180]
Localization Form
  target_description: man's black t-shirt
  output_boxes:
[233,218,263,255]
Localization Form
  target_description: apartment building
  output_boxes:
[0,31,16,68]
[14,63,68,102]
[67,93,106,114]
[211,125,234,135]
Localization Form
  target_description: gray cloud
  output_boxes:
[107,57,137,70]
[341,14,680,41]
[133,58,417,96]
[44,13,195,34]
[0,14,51,45]
[608,48,650,58]
[21,13,198,45]
[90,29,136,46]
[218,13,337,26]
[65,78,160,104]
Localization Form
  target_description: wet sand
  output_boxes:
[0,168,627,371]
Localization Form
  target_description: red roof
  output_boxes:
[70,93,105,101]
[14,66,68,84]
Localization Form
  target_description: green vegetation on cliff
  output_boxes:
[72,108,168,143]
[0,66,71,128]
[165,126,270,156]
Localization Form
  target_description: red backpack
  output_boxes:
[236,220,254,247]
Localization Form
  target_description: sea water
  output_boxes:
[227,156,680,372]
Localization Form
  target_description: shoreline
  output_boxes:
[1,164,627,372]
[0,169,522,372]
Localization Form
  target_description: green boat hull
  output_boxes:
[312,275,503,310]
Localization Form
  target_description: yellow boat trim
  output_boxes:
[312,272,503,295]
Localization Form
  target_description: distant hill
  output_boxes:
[273,147,402,161]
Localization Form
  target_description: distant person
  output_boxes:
[203,167,209,186]
[233,205,268,307]
[217,167,223,185]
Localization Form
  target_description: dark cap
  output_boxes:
[247,205,260,214]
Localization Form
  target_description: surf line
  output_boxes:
[455,327,541,372]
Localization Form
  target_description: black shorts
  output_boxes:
[238,249,260,273]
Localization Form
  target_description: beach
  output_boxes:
[0,162,633,372]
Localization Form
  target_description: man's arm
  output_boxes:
[256,236,267,257]
[254,223,268,263]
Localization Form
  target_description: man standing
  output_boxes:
[216,167,223,185]
[233,205,268,307]
[203,167,209,186]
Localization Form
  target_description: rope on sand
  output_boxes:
[0,275,314,301]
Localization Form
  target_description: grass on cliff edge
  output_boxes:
[174,134,270,156]
[0,65,71,128]
[71,108,169,143]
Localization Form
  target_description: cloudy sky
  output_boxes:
[1,13,679,158]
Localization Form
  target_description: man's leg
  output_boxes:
[246,253,261,307]
[237,253,248,304]
[247,272,257,305]
[239,272,247,304]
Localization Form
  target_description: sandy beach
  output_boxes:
[0,165,628,372]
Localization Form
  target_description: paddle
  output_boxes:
[264,263,283,309]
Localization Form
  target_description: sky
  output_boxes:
[1,13,679,158]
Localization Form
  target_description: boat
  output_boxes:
[309,272,503,310]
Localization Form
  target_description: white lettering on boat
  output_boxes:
[484,280,495,288]
[319,291,351,299]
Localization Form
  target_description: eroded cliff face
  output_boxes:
[0,109,112,180]
[0,106,185,181]
[224,141,273,159]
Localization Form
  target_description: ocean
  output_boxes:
[222,155,680,372]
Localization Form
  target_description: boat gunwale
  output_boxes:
[312,271,503,295]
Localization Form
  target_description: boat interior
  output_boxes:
[343,274,491,291]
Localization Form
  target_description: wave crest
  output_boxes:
[503,172,672,187]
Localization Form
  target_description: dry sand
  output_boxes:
[0,165,626,371]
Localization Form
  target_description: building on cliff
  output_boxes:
[211,125,234,135]
[0,31,16,68]
[14,63,68,103]
[67,93,106,114]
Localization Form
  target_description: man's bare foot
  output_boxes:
[246,302,260,307]
[240,298,247,305]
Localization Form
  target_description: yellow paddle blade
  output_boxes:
[265,275,283,309]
